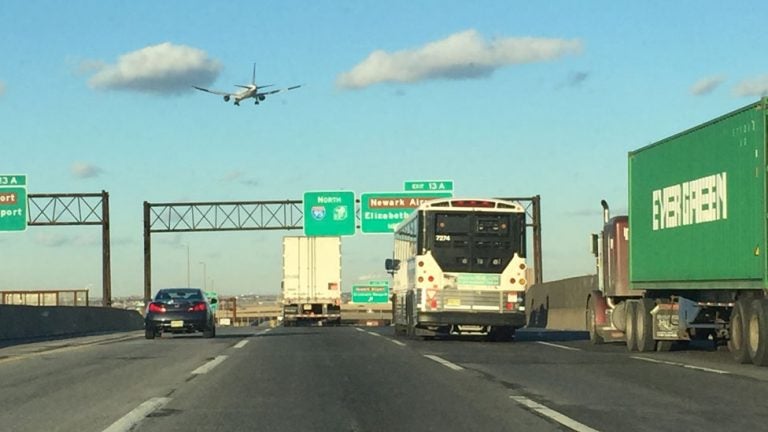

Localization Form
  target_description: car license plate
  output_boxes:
[446,298,461,306]
[170,320,184,328]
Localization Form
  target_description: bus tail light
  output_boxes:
[505,302,514,311]
[510,278,516,284]
[519,278,526,285]
[418,276,424,283]
[418,261,425,267]
[428,275,434,282]
[429,298,438,309]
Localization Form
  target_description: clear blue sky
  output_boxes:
[2,1,768,298]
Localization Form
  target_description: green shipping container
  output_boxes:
[629,99,767,291]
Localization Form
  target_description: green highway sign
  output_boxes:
[360,191,453,233]
[0,175,27,232]
[404,180,454,192]
[351,280,390,303]
[303,191,356,236]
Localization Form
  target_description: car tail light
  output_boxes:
[505,302,514,310]
[189,302,207,312]
[148,302,166,313]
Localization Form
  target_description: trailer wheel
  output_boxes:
[587,295,605,345]
[636,299,656,352]
[728,298,751,364]
[747,299,768,366]
[625,301,638,352]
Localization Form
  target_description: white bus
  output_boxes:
[387,198,528,340]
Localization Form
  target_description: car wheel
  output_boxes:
[203,325,215,338]
[145,328,156,340]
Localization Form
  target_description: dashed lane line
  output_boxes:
[191,355,228,375]
[233,339,249,349]
[536,341,582,352]
[102,397,171,432]
[424,354,464,371]
[510,396,601,432]
[630,355,730,375]
[389,339,406,347]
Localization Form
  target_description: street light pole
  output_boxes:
[181,243,190,287]
[199,261,207,291]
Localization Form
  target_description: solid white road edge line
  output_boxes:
[536,341,582,351]
[102,397,171,432]
[366,331,382,337]
[234,339,249,349]
[630,356,730,375]
[191,355,229,375]
[510,396,601,432]
[424,354,464,371]
[355,327,366,332]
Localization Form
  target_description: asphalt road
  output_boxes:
[2,326,768,431]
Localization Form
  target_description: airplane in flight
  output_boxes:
[193,64,301,106]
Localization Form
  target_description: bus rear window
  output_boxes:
[435,214,470,234]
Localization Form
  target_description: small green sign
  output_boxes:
[404,180,454,192]
[0,175,27,232]
[456,273,501,286]
[303,191,356,236]
[351,280,390,303]
[360,191,452,233]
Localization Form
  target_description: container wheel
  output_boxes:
[729,298,751,364]
[587,295,605,345]
[747,299,768,366]
[636,299,656,352]
[625,301,637,352]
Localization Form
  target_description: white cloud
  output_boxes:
[86,42,221,94]
[72,162,103,179]
[690,75,725,96]
[733,75,768,97]
[337,29,583,89]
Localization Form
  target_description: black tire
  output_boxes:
[729,298,751,364]
[145,328,156,340]
[203,324,216,338]
[636,299,656,352]
[625,301,637,352]
[587,295,605,345]
[747,299,768,366]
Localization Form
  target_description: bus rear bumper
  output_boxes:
[417,311,525,328]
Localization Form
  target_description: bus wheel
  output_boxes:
[747,299,768,366]
[636,299,656,352]
[625,301,638,352]
[729,298,751,364]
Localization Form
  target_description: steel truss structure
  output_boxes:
[143,196,542,303]
[27,192,112,306]
[143,200,302,301]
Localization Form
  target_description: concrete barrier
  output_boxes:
[525,274,597,331]
[0,305,144,341]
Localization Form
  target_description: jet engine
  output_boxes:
[223,95,230,102]
[258,95,266,101]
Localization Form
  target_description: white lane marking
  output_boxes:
[630,356,730,375]
[355,327,366,332]
[536,341,582,352]
[389,339,406,347]
[191,355,228,375]
[102,397,171,432]
[510,396,601,432]
[366,331,382,337]
[424,354,464,371]
[234,339,249,349]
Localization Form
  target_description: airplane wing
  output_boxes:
[193,86,233,97]
[257,85,302,97]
